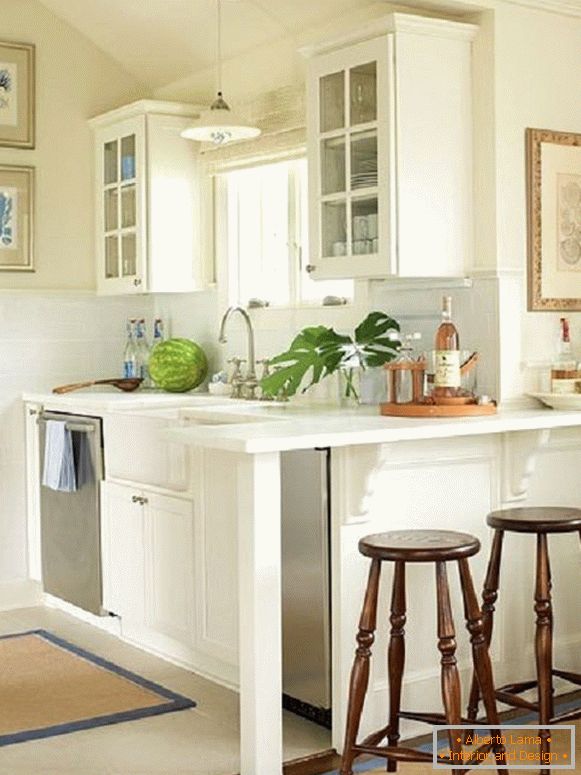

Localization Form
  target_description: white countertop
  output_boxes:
[24,390,581,454]
[165,403,581,453]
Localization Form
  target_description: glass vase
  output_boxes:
[338,366,362,406]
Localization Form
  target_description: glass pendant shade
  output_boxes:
[181,92,261,145]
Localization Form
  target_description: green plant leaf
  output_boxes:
[260,326,350,397]
[353,311,401,368]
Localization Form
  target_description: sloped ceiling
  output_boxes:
[37,0,375,89]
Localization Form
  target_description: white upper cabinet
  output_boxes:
[301,14,477,280]
[90,101,205,295]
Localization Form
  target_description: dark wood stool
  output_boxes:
[467,507,581,775]
[341,529,505,775]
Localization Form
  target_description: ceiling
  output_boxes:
[37,0,376,90]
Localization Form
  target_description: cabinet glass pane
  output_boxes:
[104,140,118,185]
[350,130,378,190]
[121,184,136,229]
[104,189,118,231]
[320,71,344,133]
[351,196,378,255]
[321,137,346,195]
[350,62,377,126]
[322,200,347,258]
[105,235,119,278]
[121,232,137,277]
[121,135,136,181]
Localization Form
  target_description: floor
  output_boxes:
[0,605,330,775]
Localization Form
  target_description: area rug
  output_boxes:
[0,629,195,746]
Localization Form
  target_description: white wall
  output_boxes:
[0,0,147,291]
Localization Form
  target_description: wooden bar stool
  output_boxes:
[341,529,505,775]
[466,507,581,774]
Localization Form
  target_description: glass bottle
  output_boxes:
[153,317,165,346]
[123,319,138,379]
[135,319,151,387]
[433,296,460,398]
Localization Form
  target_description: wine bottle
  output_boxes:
[433,296,460,397]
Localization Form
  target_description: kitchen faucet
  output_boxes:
[218,306,258,399]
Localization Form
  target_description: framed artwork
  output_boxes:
[527,127,581,310]
[0,41,35,149]
[0,165,34,272]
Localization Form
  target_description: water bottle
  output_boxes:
[153,317,165,345]
[123,319,138,378]
[135,318,152,387]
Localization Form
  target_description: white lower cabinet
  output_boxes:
[101,481,195,665]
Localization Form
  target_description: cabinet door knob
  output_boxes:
[133,278,142,287]
[131,494,141,504]
[28,408,38,416]
[305,264,316,274]
[141,497,149,505]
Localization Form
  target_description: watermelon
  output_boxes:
[149,338,208,393]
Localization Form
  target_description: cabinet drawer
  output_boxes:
[103,414,189,492]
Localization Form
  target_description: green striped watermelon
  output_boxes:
[149,338,208,393]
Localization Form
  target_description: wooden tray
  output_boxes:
[380,401,497,417]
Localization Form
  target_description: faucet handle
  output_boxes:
[256,358,271,380]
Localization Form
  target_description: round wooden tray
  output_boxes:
[380,401,497,417]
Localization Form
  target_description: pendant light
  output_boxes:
[181,0,261,145]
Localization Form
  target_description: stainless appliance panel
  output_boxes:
[281,448,331,715]
[39,412,104,615]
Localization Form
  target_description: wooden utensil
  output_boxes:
[52,378,143,395]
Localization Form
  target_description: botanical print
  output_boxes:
[557,173,581,271]
[0,187,17,249]
[0,62,18,127]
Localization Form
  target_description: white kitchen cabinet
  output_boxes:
[90,100,205,295]
[101,481,195,663]
[301,14,477,280]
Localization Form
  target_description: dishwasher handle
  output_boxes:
[37,418,96,434]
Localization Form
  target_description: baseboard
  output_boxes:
[43,593,122,636]
[0,579,42,611]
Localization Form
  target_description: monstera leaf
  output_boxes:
[260,326,350,398]
[260,312,401,398]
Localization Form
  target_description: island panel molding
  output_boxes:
[0,165,34,272]
[0,41,35,149]
[527,127,581,310]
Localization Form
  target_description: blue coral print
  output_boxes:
[0,192,14,247]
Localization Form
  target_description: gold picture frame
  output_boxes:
[0,41,35,149]
[527,127,581,311]
[0,165,34,272]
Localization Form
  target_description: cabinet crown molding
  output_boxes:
[89,100,203,128]
[504,0,581,17]
[299,12,478,58]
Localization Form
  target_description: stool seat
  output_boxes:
[359,529,480,562]
[487,506,581,533]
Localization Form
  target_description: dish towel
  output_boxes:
[42,421,77,492]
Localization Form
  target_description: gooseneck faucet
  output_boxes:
[219,306,258,399]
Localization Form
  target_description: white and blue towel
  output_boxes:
[42,421,77,493]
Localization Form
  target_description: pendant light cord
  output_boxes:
[216,0,222,96]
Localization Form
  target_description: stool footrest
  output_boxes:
[495,690,538,712]
[352,744,432,764]
[399,710,473,726]
[498,679,538,695]
[551,707,581,724]
[552,668,581,686]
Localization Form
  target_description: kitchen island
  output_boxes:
[164,400,581,775]
[23,393,581,775]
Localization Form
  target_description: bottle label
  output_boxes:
[123,361,137,379]
[434,350,461,388]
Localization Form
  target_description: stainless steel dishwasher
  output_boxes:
[38,412,105,615]
[281,448,332,728]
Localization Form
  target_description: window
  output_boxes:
[220,158,352,307]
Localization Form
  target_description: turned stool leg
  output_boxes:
[535,533,554,775]
[466,529,504,724]
[458,558,506,773]
[386,561,406,773]
[435,561,462,762]
[341,559,382,775]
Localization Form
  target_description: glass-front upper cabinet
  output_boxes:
[90,101,205,296]
[301,15,476,281]
[95,116,145,294]
[304,36,392,280]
